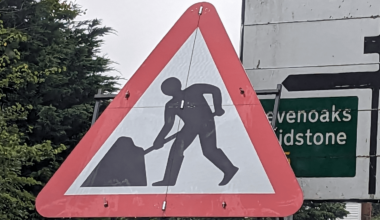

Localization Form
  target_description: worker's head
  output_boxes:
[161,77,182,96]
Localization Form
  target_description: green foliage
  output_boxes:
[0,0,117,150]
[0,105,64,220]
[0,20,65,219]
[0,0,118,218]
[372,202,380,219]
[294,201,349,220]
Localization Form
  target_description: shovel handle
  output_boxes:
[144,132,178,155]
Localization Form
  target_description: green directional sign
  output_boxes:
[260,97,358,177]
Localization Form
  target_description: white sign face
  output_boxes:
[66,29,274,195]
[242,0,380,200]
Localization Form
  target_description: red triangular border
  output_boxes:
[36,2,302,218]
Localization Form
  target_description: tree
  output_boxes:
[0,19,65,219]
[0,0,118,218]
[294,201,349,220]
[0,0,117,150]
[372,202,380,219]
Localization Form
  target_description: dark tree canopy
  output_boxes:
[294,201,349,220]
[0,0,118,218]
[0,17,64,219]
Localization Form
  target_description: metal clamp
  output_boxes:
[256,84,283,129]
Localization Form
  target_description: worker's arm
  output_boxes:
[194,84,225,116]
[153,106,175,149]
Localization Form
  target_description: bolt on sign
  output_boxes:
[242,0,380,200]
[36,3,302,218]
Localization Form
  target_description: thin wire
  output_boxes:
[162,8,202,215]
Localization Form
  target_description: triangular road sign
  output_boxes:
[36,2,302,218]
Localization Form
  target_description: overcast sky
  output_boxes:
[74,0,243,88]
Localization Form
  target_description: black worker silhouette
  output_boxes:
[81,77,238,187]
[152,77,239,186]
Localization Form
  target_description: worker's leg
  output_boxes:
[199,120,239,186]
[153,126,197,186]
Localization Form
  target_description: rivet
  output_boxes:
[222,201,227,209]
[180,100,185,109]
[103,198,108,208]
[125,90,130,99]
[239,88,245,94]
[162,201,167,211]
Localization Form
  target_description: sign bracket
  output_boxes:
[255,84,283,129]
